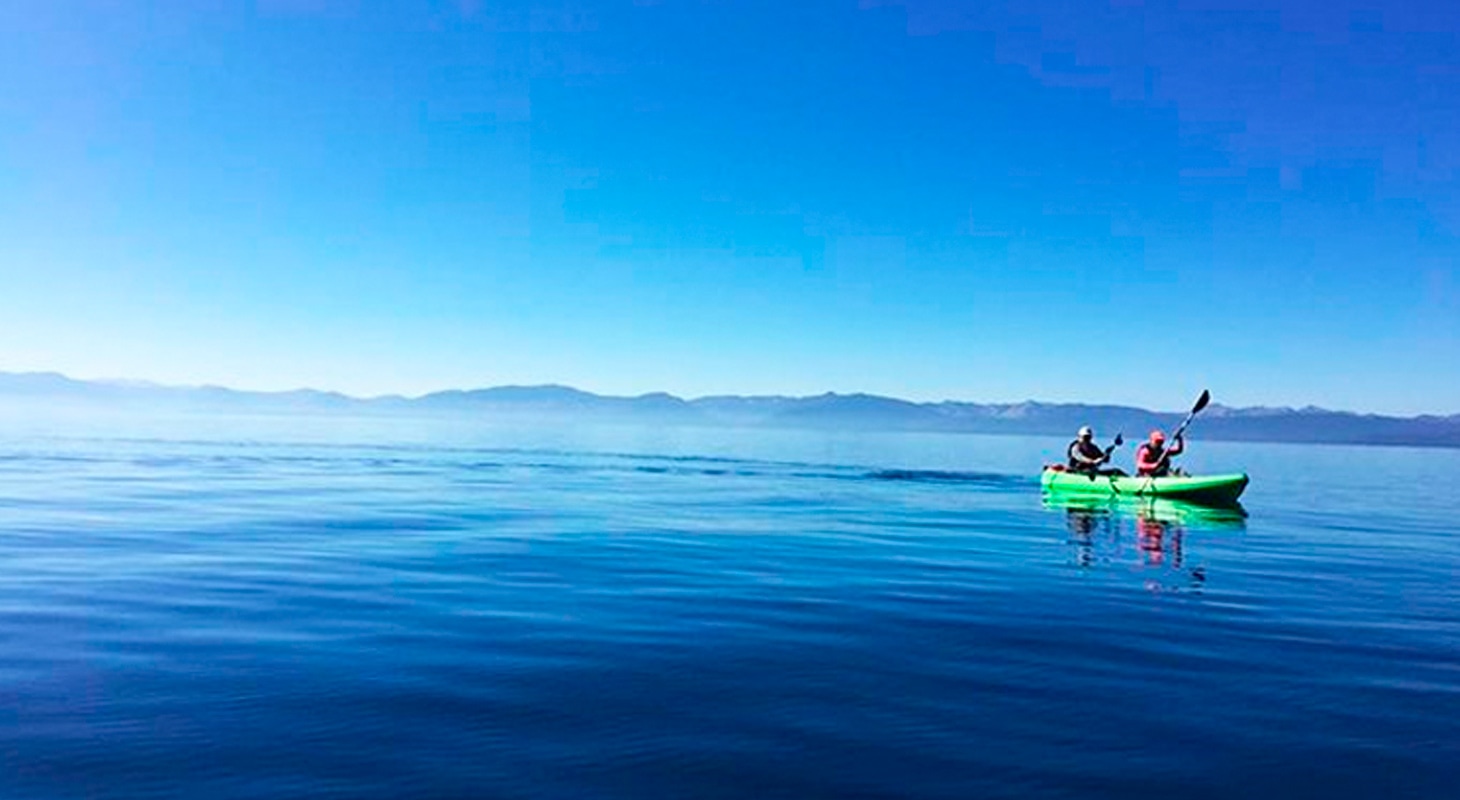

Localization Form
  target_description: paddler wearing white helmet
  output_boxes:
[1067,425,1113,475]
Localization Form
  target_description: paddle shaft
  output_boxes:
[1169,390,1210,443]
[1170,416,1196,444]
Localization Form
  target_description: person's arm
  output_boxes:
[1169,436,1185,456]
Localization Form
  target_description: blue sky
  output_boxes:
[1,0,1456,414]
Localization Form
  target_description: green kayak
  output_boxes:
[1041,468,1249,505]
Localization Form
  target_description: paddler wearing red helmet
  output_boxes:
[1135,429,1184,477]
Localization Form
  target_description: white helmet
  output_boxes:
[1078,426,1094,438]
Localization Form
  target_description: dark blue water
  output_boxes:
[2,414,1457,798]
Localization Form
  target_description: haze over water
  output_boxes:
[2,413,1457,798]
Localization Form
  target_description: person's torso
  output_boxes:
[1137,443,1168,473]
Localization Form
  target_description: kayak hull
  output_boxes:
[1041,469,1249,505]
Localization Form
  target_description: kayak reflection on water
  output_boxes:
[1046,494,1246,590]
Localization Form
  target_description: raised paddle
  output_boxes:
[1149,390,1211,477]
[1169,389,1212,443]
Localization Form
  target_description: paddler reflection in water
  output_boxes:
[1135,429,1184,477]
[1137,512,1176,567]
[1066,426,1126,476]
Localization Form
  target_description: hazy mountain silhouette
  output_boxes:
[2,371,1457,448]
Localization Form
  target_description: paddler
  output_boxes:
[1135,429,1184,477]
[1067,426,1123,476]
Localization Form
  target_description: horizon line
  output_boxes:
[3,369,1455,421]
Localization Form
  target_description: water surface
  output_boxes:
[2,415,1457,798]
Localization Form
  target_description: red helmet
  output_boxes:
[1149,430,1166,444]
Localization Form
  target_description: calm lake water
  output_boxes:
[2,413,1457,798]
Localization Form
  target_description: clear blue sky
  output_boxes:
[1,1,1456,414]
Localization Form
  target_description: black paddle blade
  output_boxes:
[1113,433,1124,447]
[1191,389,1211,415]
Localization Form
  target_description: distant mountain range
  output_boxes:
[3,371,1458,448]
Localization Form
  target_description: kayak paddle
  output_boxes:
[1084,433,1124,480]
[1169,390,1211,443]
[1148,391,1211,476]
